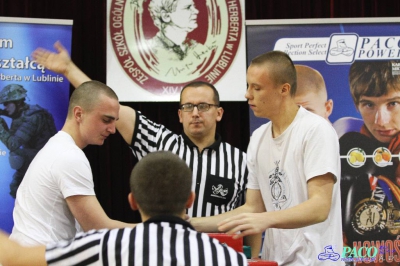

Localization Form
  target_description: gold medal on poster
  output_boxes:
[352,198,387,235]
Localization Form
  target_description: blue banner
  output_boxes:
[0,17,72,233]
[246,18,400,265]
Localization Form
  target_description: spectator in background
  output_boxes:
[294,64,333,122]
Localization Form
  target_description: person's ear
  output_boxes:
[73,106,83,122]
[325,99,333,118]
[178,108,183,124]
[128,192,139,211]
[216,107,224,122]
[161,10,171,23]
[281,83,290,95]
[185,191,195,209]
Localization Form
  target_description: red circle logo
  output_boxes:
[109,0,243,95]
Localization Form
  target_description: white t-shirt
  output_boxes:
[247,107,343,265]
[10,131,95,246]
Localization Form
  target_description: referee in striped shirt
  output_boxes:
[131,81,248,218]
[0,151,248,265]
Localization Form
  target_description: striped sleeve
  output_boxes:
[46,229,105,265]
[130,111,181,159]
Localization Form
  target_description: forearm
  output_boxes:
[97,219,137,230]
[79,214,136,232]
[10,246,46,266]
[63,61,91,88]
[244,233,262,259]
[217,197,331,241]
[0,231,46,266]
[264,175,334,229]
[191,204,253,232]
[68,195,136,232]
[263,196,331,229]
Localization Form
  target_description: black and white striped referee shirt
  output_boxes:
[45,215,247,266]
[130,111,248,218]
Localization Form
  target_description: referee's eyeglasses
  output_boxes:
[180,103,219,112]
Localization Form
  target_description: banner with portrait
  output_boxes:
[0,17,72,233]
[246,18,400,265]
[107,0,247,102]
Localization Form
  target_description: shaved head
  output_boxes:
[295,65,327,100]
[294,65,333,121]
[251,50,297,96]
[68,80,118,118]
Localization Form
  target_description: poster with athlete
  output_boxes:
[107,0,246,101]
[247,18,400,265]
[0,17,72,233]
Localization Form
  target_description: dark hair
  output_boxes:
[130,151,192,217]
[68,80,118,117]
[349,60,400,106]
[180,81,220,105]
[251,50,297,96]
